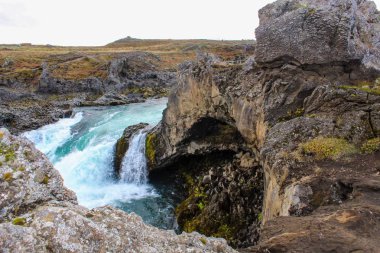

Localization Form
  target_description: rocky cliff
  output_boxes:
[0,128,236,252]
[147,0,380,251]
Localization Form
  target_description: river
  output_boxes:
[22,98,178,229]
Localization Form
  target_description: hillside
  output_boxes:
[0,39,254,83]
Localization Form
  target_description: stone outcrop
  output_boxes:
[146,0,380,250]
[114,123,149,176]
[37,52,176,95]
[255,0,380,71]
[0,128,237,252]
[0,128,77,223]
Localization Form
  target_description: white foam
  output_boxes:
[22,99,167,209]
[22,112,83,155]
[120,131,148,184]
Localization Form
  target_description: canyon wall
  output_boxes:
[147,0,380,250]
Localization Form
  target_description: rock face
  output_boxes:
[114,123,149,177]
[37,52,176,95]
[0,128,77,223]
[255,0,380,71]
[146,0,380,250]
[0,128,237,253]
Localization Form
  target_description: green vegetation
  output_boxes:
[279,107,305,122]
[300,137,357,160]
[175,172,239,244]
[197,202,205,211]
[361,138,380,154]
[339,79,380,96]
[0,143,16,163]
[3,172,13,182]
[0,131,4,139]
[258,212,263,222]
[199,237,207,245]
[41,175,49,185]
[12,217,26,226]
[213,224,234,241]
[145,133,157,167]
[296,3,317,17]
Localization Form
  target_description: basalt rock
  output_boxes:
[107,52,177,92]
[114,123,149,177]
[0,128,237,253]
[37,52,177,95]
[255,0,380,71]
[146,0,380,250]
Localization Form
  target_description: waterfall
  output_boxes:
[23,98,177,229]
[120,130,148,185]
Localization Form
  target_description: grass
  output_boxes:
[1,39,254,81]
[361,138,380,154]
[340,79,380,96]
[300,137,357,160]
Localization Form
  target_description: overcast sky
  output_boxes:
[0,0,379,46]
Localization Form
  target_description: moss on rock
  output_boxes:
[145,133,157,167]
[300,137,357,160]
[12,217,26,226]
[42,175,49,184]
[3,172,13,182]
[0,143,16,163]
[339,79,380,96]
[361,138,380,154]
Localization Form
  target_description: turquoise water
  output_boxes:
[22,98,178,229]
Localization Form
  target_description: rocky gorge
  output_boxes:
[1,0,380,252]
[144,0,380,251]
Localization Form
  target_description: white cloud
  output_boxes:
[0,0,379,46]
[0,1,34,27]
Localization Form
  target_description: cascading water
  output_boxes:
[22,98,177,229]
[120,131,148,184]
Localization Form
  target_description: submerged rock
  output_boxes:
[114,123,149,177]
[0,128,237,252]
